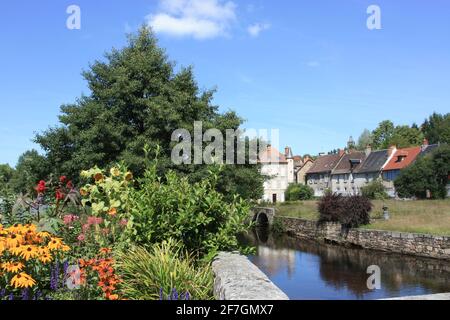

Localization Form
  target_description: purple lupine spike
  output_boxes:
[159,288,164,300]
[0,288,6,299]
[171,288,178,300]
[22,289,29,301]
[9,293,14,300]
[34,290,42,301]
[63,260,69,277]
[55,261,60,289]
[50,265,57,291]
[185,291,191,301]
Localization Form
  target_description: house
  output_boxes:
[295,156,314,185]
[382,146,422,196]
[259,145,295,203]
[306,152,343,197]
[330,151,366,196]
[352,146,395,194]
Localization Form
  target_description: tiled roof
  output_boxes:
[259,146,287,164]
[332,152,366,175]
[419,144,439,157]
[383,146,421,171]
[306,154,342,174]
[354,150,389,174]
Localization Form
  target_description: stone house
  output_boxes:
[330,151,366,196]
[306,152,343,197]
[352,147,395,194]
[295,156,314,185]
[259,146,294,203]
[382,146,422,196]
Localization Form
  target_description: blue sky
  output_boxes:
[1,0,449,166]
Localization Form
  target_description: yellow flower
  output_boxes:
[9,245,22,256]
[5,233,24,248]
[39,253,53,264]
[80,188,89,196]
[2,261,25,273]
[110,167,121,177]
[19,245,39,261]
[0,240,6,255]
[11,273,36,289]
[48,238,64,251]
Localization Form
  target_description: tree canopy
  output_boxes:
[21,27,263,200]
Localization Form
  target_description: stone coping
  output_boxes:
[212,252,289,300]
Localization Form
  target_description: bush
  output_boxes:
[126,162,252,259]
[318,192,372,228]
[116,240,214,300]
[285,184,314,201]
[361,180,388,200]
[395,145,450,199]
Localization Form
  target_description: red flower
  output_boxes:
[60,176,67,183]
[35,180,46,194]
[66,180,74,189]
[56,189,65,200]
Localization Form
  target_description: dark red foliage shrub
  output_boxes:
[318,192,373,228]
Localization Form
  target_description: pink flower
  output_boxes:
[77,234,85,242]
[63,214,79,225]
[87,216,103,226]
[82,224,90,233]
[119,219,128,227]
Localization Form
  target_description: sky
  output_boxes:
[0,0,449,166]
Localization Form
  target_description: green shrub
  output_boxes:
[361,180,388,200]
[116,240,214,300]
[285,184,314,201]
[318,192,372,228]
[127,162,252,258]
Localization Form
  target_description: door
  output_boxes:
[272,194,277,204]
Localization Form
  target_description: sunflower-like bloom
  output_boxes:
[47,238,64,251]
[38,253,53,264]
[2,261,25,273]
[19,245,39,261]
[10,273,36,289]
[5,233,24,248]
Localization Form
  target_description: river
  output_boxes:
[240,228,450,300]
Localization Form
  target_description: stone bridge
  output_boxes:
[250,207,276,226]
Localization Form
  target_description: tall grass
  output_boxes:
[116,240,214,300]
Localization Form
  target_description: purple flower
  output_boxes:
[9,293,14,300]
[22,289,29,301]
[171,288,179,300]
[159,288,163,300]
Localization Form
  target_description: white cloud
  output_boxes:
[147,0,236,40]
[306,61,320,68]
[247,23,270,37]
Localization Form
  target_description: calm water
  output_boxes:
[241,228,450,300]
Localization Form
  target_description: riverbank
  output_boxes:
[274,200,450,236]
[277,216,450,260]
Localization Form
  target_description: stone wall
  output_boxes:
[279,217,450,260]
[212,252,289,300]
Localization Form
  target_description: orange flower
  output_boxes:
[94,173,104,182]
[99,248,112,255]
[108,207,117,216]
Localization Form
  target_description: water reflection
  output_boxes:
[241,228,450,300]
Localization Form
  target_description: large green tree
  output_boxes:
[395,145,450,199]
[371,120,424,150]
[0,164,15,193]
[421,112,450,144]
[32,27,263,200]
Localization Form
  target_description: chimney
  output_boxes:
[388,145,397,156]
[422,138,429,152]
[365,144,372,156]
[285,147,293,159]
